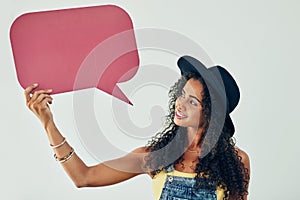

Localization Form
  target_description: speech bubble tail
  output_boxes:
[98,85,133,106]
[113,85,133,106]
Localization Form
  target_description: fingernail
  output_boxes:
[33,83,38,86]
[47,89,53,92]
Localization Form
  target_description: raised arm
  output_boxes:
[24,83,147,188]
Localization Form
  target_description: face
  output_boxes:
[174,78,204,130]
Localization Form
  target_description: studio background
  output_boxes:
[1,1,299,199]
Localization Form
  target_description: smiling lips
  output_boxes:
[175,110,187,119]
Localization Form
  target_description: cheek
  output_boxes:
[192,109,203,123]
[175,98,179,107]
[191,107,201,117]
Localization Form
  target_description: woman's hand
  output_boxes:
[24,83,54,129]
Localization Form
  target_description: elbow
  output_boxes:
[75,183,85,188]
[74,180,87,188]
[73,173,94,188]
[73,168,91,188]
[73,175,89,188]
[75,180,97,188]
[73,166,102,188]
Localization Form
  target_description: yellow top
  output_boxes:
[152,169,225,200]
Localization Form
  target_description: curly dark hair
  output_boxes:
[145,72,249,200]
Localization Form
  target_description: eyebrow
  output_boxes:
[182,89,201,104]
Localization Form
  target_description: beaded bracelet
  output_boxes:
[54,148,75,163]
[50,137,66,149]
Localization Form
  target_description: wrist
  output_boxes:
[43,119,57,133]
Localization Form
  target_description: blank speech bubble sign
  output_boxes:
[10,5,139,105]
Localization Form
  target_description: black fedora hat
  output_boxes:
[177,55,240,136]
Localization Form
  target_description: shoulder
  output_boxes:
[132,146,149,154]
[131,146,153,177]
[235,147,250,165]
[233,147,251,198]
[131,146,149,166]
[235,147,250,175]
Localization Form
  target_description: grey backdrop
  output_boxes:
[1,0,299,199]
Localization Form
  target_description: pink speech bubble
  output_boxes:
[10,5,139,105]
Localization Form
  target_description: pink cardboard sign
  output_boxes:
[10,5,139,104]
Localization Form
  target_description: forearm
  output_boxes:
[45,120,89,187]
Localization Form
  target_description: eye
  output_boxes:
[189,100,197,106]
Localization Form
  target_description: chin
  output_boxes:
[174,118,186,127]
[173,118,180,126]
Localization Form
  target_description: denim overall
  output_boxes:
[159,165,217,200]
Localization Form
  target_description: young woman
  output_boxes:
[24,55,250,200]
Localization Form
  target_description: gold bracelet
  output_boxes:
[50,137,66,149]
[54,148,75,163]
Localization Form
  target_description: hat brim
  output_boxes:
[225,115,235,136]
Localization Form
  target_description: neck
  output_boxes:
[186,127,203,149]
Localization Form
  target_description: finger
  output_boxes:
[35,94,53,104]
[28,94,53,110]
[30,89,53,102]
[41,97,53,108]
[24,83,39,103]
[29,96,53,112]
